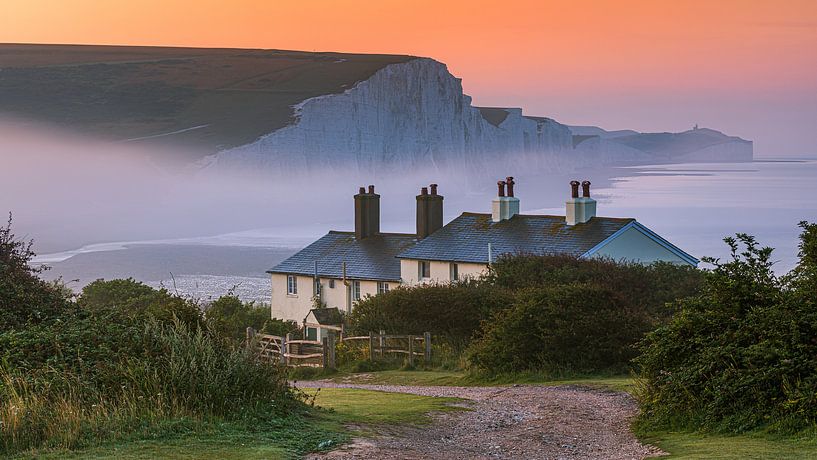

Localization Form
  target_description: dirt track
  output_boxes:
[299,381,663,460]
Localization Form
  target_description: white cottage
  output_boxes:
[268,179,697,322]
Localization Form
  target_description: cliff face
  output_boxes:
[204,58,584,174]
[205,58,752,175]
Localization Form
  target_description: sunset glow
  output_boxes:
[2,0,817,154]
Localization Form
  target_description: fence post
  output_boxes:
[379,329,385,358]
[322,336,329,369]
[246,327,255,351]
[408,335,415,367]
[284,333,292,366]
[424,332,431,364]
[369,331,375,361]
[328,331,336,370]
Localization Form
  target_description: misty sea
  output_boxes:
[38,158,817,302]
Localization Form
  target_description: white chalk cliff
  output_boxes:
[203,58,752,174]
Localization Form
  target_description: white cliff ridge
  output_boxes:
[203,58,752,174]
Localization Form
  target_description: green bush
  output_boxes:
[0,215,72,331]
[487,253,703,320]
[348,279,512,342]
[635,223,817,433]
[79,278,203,329]
[205,294,297,343]
[467,283,652,374]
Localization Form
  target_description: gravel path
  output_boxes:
[298,381,664,460]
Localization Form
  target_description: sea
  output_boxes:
[37,158,817,302]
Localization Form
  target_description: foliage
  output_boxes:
[0,219,303,455]
[635,224,817,433]
[0,214,72,331]
[348,279,513,342]
[486,253,703,321]
[0,318,300,454]
[79,278,203,329]
[467,283,652,374]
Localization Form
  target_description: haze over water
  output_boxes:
[595,158,817,272]
[35,158,817,302]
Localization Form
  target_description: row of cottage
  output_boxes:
[268,178,697,339]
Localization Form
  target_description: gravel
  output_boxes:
[298,381,665,460]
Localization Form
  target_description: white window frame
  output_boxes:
[378,281,390,294]
[352,280,361,301]
[418,260,431,279]
[450,262,459,281]
[287,274,298,295]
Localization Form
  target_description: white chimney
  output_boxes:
[492,176,520,222]
[566,180,596,225]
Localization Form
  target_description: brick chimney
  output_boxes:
[354,185,380,239]
[565,180,597,225]
[492,176,520,222]
[416,183,444,239]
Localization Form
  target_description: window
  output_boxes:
[314,278,322,297]
[378,282,390,294]
[352,280,361,301]
[287,275,297,295]
[329,279,335,289]
[306,327,317,341]
[450,263,459,281]
[418,261,431,279]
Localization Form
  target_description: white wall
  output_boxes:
[592,226,689,265]
[271,273,387,322]
[400,259,488,285]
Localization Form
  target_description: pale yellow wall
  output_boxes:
[593,226,689,265]
[400,259,488,285]
[271,273,389,322]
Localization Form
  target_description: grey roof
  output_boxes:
[397,212,635,263]
[268,231,417,281]
[308,307,343,325]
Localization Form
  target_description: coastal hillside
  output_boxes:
[0,44,752,172]
[0,43,413,156]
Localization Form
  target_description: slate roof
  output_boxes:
[396,212,635,264]
[307,307,343,325]
[267,231,417,281]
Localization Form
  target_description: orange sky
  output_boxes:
[2,0,817,155]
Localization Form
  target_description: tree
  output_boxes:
[0,214,71,330]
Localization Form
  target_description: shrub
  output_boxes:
[79,278,203,329]
[635,224,817,433]
[467,283,652,374]
[0,214,71,331]
[487,253,703,320]
[348,279,512,342]
[205,294,297,343]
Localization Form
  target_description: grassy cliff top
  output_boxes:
[0,43,415,157]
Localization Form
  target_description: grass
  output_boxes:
[638,429,817,459]
[304,368,636,392]
[15,387,460,460]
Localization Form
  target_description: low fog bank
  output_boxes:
[1,120,602,255]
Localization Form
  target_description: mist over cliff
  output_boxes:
[203,58,752,176]
[1,44,752,179]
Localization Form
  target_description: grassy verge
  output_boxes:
[638,429,817,459]
[297,368,635,392]
[16,387,460,459]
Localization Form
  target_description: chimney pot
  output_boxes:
[506,176,515,197]
[359,186,366,194]
[570,180,580,199]
[430,183,438,195]
[497,180,506,197]
[421,186,428,195]
[368,184,375,194]
[582,180,591,198]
